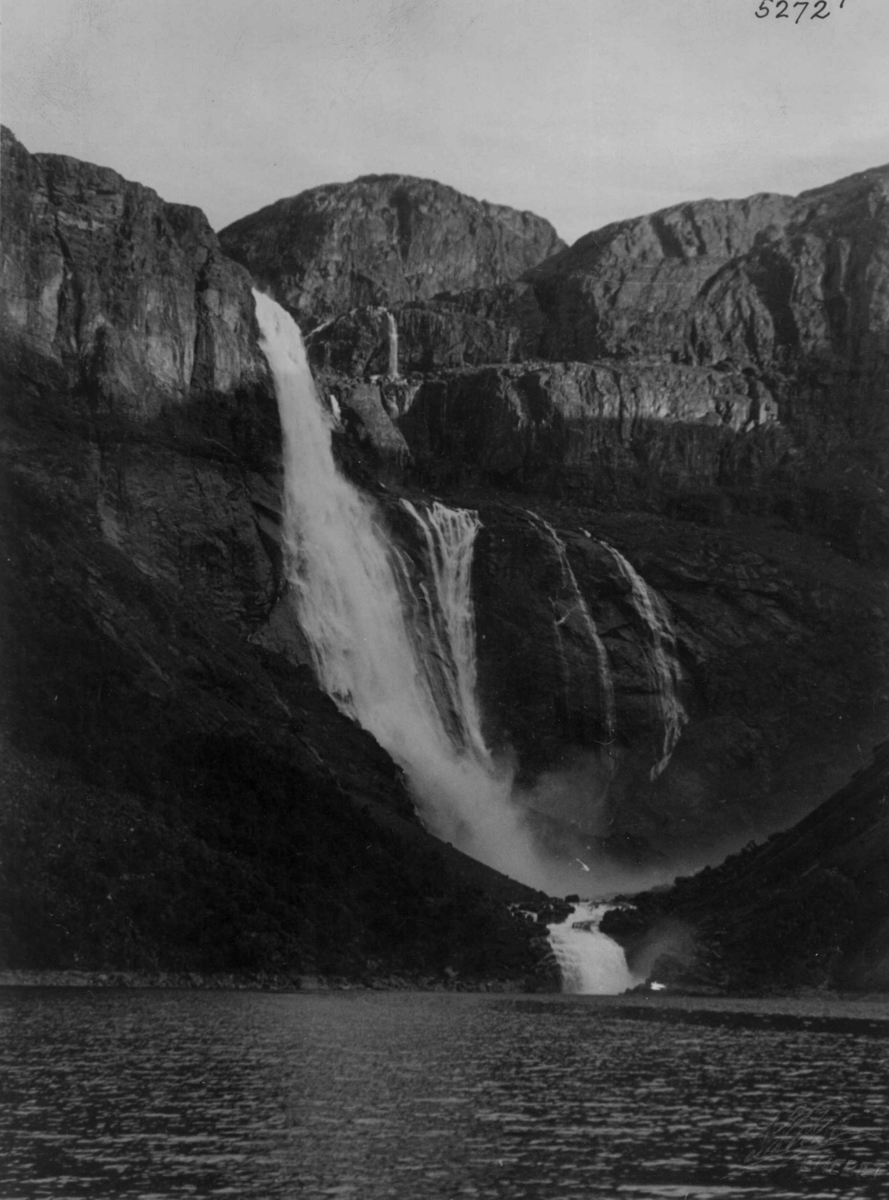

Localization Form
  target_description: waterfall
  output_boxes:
[527,513,615,741]
[400,501,490,763]
[254,290,683,993]
[604,546,687,779]
[386,310,399,378]
[254,290,560,889]
[547,902,637,994]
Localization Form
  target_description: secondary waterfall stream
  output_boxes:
[400,500,490,763]
[528,513,615,742]
[254,290,635,991]
[604,545,688,779]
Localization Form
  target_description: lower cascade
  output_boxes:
[547,903,638,994]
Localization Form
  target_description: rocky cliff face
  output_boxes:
[524,172,889,382]
[398,360,783,499]
[218,174,564,327]
[1,126,270,422]
[517,172,889,523]
[0,125,286,640]
[302,169,889,566]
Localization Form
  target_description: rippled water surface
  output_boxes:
[1,989,887,1198]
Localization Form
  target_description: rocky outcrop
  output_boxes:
[218,174,564,327]
[398,360,784,499]
[601,741,889,991]
[523,171,889,390]
[0,125,270,422]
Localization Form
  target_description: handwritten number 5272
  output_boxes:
[755,0,839,17]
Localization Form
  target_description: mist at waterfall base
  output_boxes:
[253,291,662,911]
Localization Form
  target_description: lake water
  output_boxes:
[1,989,887,1198]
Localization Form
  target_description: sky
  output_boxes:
[2,0,888,246]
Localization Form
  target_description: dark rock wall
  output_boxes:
[219,174,564,326]
[398,361,785,501]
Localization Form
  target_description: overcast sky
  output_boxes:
[3,0,888,245]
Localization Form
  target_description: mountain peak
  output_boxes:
[219,175,564,324]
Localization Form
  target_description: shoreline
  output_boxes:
[2,970,887,1007]
[0,969,552,993]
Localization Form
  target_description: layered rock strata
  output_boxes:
[398,361,783,499]
[304,167,889,563]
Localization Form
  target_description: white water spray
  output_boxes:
[528,514,615,740]
[547,902,638,994]
[604,546,687,779]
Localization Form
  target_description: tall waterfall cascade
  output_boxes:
[254,291,555,889]
[254,289,643,989]
[529,514,615,741]
[547,903,638,994]
[605,546,688,779]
